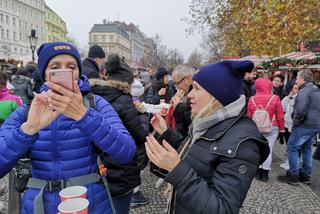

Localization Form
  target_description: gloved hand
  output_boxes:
[278,132,285,144]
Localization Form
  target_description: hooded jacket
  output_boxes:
[0,86,22,123]
[247,78,285,132]
[0,77,136,214]
[90,79,149,197]
[82,58,100,79]
[11,75,34,104]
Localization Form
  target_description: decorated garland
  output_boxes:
[0,58,23,68]
[261,57,320,69]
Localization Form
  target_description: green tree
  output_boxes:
[187,0,320,57]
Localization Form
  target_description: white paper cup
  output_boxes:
[58,198,89,214]
[59,186,87,202]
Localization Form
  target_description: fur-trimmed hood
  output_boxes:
[89,78,131,94]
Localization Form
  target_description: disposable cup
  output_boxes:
[58,198,89,214]
[59,186,87,202]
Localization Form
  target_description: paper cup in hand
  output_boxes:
[59,186,87,202]
[58,198,89,214]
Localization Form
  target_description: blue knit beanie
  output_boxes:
[37,42,82,81]
[193,60,254,106]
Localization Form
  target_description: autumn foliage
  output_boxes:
[188,0,320,57]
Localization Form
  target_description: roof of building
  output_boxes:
[90,24,130,40]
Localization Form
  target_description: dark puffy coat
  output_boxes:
[0,77,136,214]
[82,58,100,79]
[11,75,34,104]
[162,113,269,214]
[90,79,149,196]
[273,86,288,100]
[242,79,254,103]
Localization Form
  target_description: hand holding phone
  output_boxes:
[49,69,74,92]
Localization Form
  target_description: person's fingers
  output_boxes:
[146,136,161,155]
[47,98,67,110]
[46,82,73,96]
[73,81,81,94]
[47,89,64,101]
[162,140,176,153]
[145,142,158,163]
[148,136,166,154]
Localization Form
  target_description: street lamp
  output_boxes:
[28,29,38,63]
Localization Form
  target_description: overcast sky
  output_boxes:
[45,0,202,60]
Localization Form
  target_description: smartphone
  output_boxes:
[49,69,73,92]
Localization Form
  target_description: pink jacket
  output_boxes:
[0,86,22,106]
[247,78,285,132]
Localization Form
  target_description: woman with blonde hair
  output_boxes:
[147,61,269,214]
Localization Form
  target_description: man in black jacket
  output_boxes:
[82,44,105,79]
[242,67,256,103]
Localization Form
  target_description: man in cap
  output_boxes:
[82,44,106,79]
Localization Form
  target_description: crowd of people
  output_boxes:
[0,42,319,214]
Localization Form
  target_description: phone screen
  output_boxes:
[49,69,73,92]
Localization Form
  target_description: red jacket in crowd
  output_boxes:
[247,78,285,132]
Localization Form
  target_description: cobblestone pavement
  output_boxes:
[131,142,320,214]
[0,176,8,214]
[1,143,319,214]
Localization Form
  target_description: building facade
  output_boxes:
[89,22,131,62]
[0,0,46,61]
[113,21,145,65]
[45,4,67,43]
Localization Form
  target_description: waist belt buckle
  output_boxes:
[47,180,67,192]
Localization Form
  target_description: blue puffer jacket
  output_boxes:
[0,76,136,214]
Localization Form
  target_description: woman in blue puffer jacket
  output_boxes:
[0,42,136,214]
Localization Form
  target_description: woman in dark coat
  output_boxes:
[146,60,270,214]
[90,54,149,214]
[146,68,176,104]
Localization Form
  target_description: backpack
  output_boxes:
[251,95,275,134]
[14,93,96,193]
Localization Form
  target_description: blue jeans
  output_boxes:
[112,191,133,214]
[287,127,319,177]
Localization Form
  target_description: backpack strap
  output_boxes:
[265,95,275,110]
[251,97,258,109]
[83,92,96,110]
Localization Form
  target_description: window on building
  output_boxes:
[93,35,98,42]
[1,29,4,39]
[102,35,106,43]
[0,0,2,7]
[13,17,16,26]
[6,30,9,40]
[0,14,3,23]
[19,33,21,41]
[6,15,9,25]
[13,31,16,41]
[110,35,114,43]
